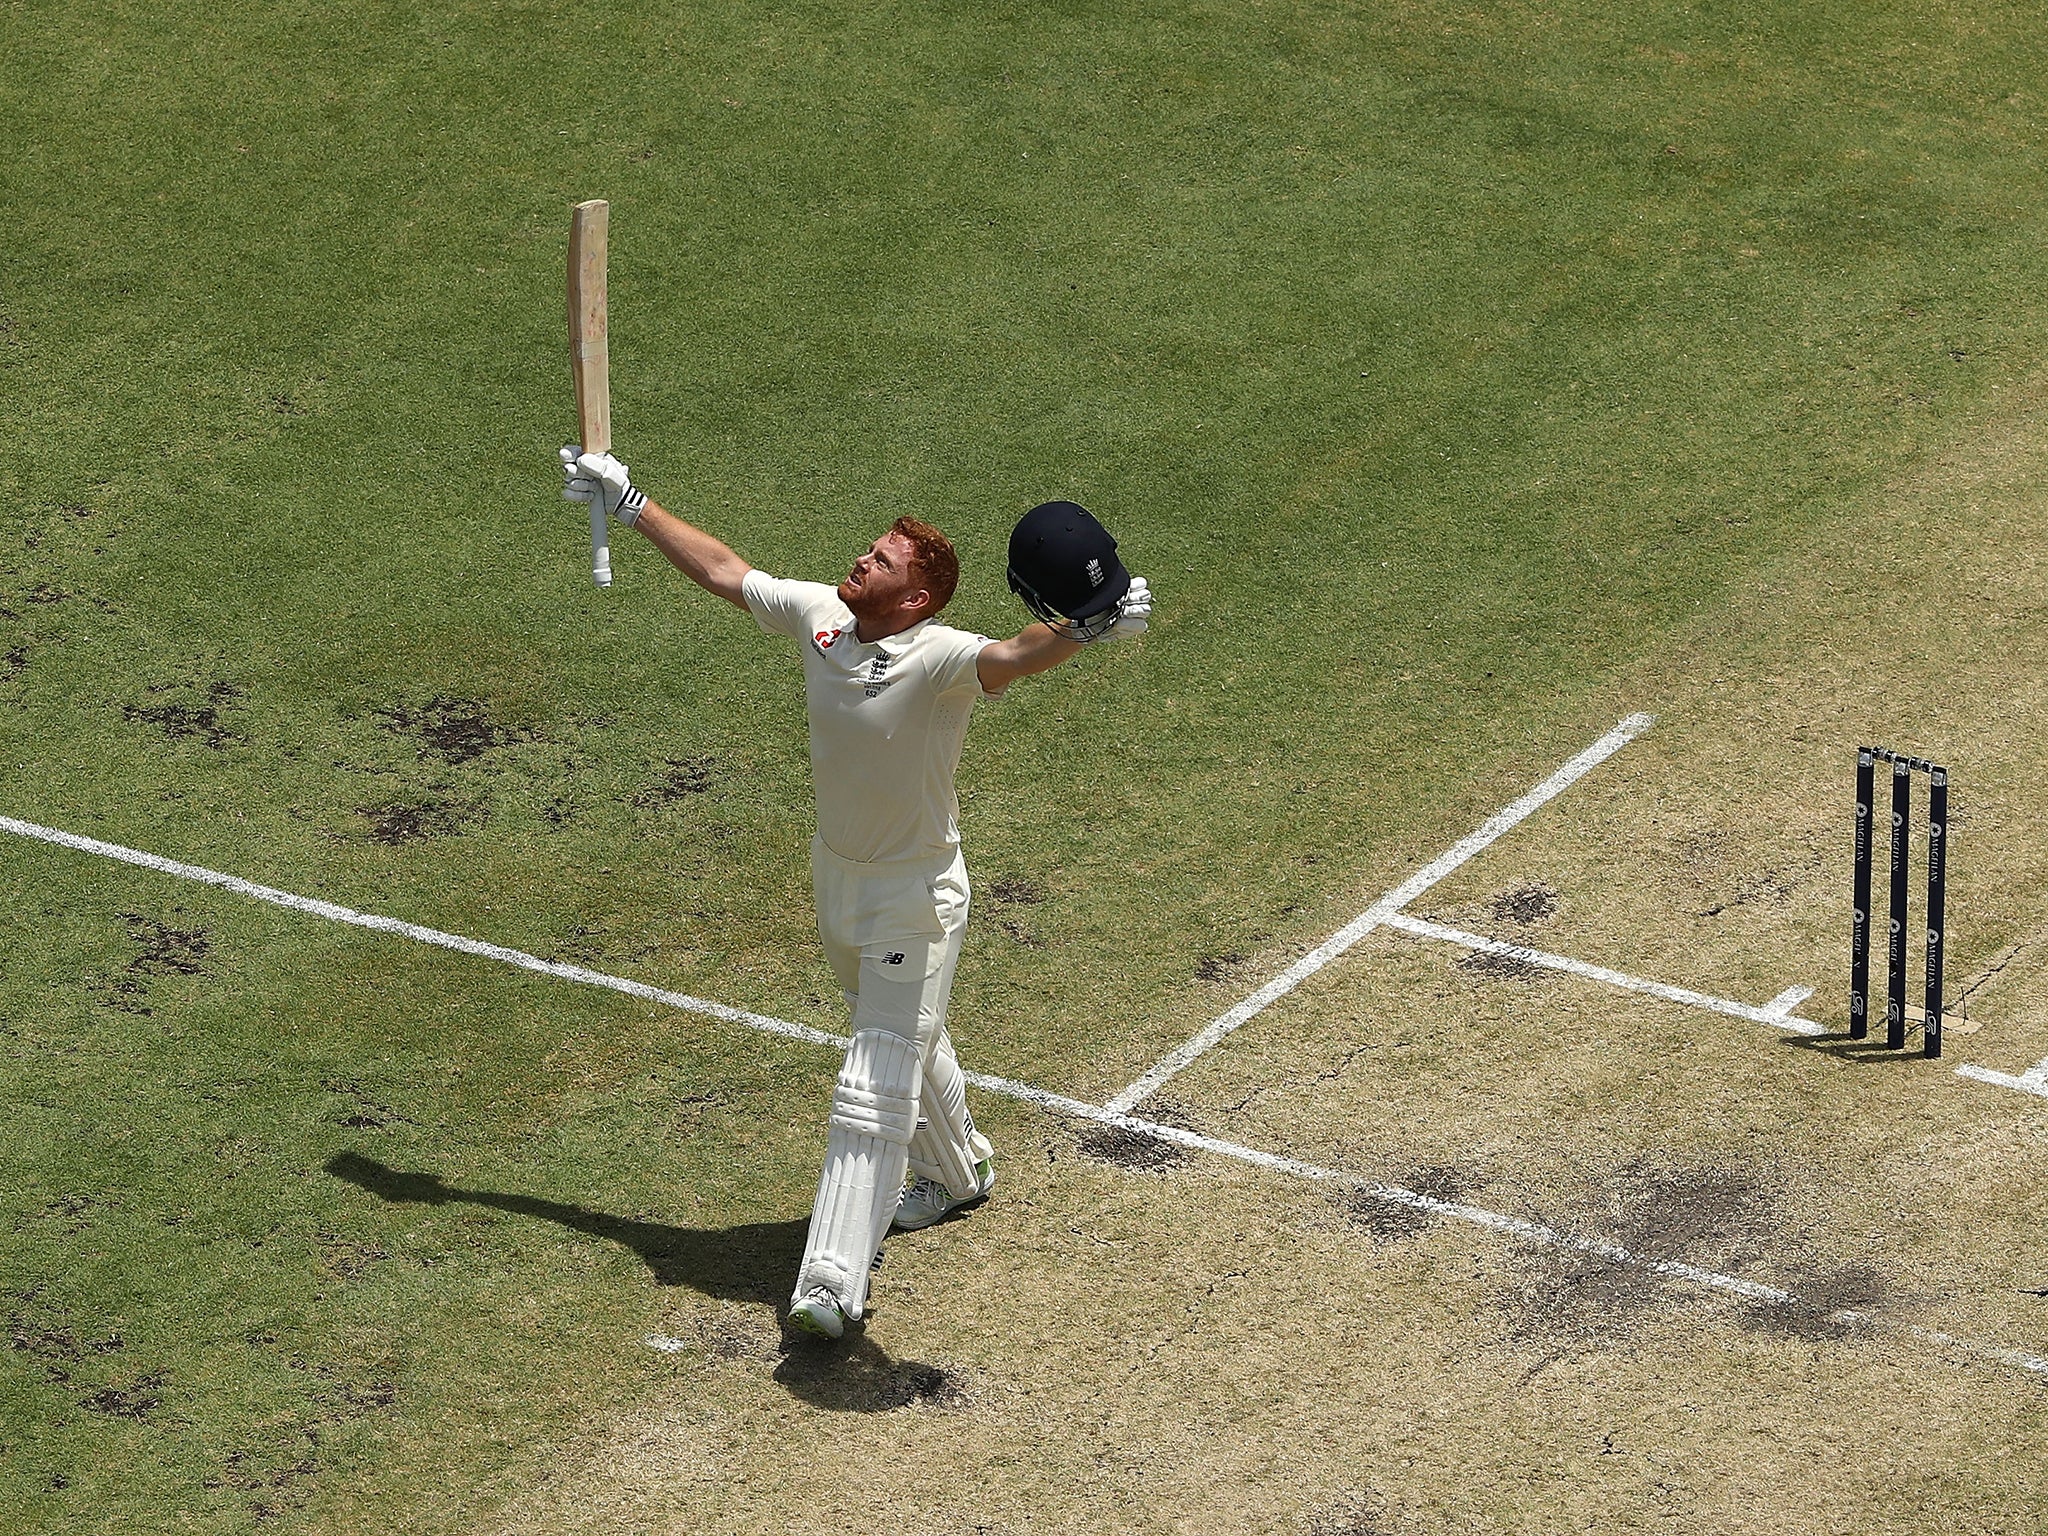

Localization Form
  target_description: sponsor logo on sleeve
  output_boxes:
[811,626,845,655]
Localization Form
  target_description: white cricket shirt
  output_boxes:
[742,570,999,866]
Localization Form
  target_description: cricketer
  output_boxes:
[561,447,1151,1338]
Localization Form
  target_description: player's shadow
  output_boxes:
[325,1152,959,1413]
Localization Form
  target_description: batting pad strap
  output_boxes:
[827,1029,922,1144]
[906,1025,990,1196]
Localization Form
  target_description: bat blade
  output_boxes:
[568,199,613,587]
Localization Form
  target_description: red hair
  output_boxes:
[890,516,959,614]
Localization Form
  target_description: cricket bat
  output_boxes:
[568,199,613,588]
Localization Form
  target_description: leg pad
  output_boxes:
[793,1030,922,1318]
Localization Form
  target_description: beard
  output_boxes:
[837,576,874,616]
[838,587,890,637]
[839,570,905,627]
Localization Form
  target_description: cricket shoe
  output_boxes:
[787,1287,854,1341]
[891,1156,996,1231]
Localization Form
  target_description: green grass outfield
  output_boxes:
[4,1,2048,1529]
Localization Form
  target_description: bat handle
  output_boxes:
[590,495,612,588]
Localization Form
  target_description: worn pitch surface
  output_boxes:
[6,1,2048,1532]
[496,377,2048,1536]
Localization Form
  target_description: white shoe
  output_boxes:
[787,1287,851,1340]
[892,1156,995,1231]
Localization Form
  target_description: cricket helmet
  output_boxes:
[1006,500,1131,642]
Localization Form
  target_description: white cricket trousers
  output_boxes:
[791,838,993,1321]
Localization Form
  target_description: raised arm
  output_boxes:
[976,623,1083,694]
[631,498,751,609]
[561,448,751,609]
[976,575,1153,694]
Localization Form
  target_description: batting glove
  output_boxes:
[559,445,648,526]
[1098,576,1151,641]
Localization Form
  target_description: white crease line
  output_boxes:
[1764,985,1814,1019]
[7,811,2044,1383]
[0,814,847,1054]
[957,1105,2048,1379]
[1903,1325,2048,1375]
[978,1103,1794,1301]
[1955,1063,2048,1099]
[1385,913,1827,1037]
[1105,713,1658,1114]
[1065,1112,1782,1300]
[962,1070,1106,1120]
[934,1101,2048,1377]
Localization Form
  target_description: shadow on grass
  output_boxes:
[325,1152,962,1414]
[1782,1030,1936,1066]
[326,1151,800,1299]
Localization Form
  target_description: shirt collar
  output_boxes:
[869,617,932,655]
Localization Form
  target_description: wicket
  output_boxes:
[1850,747,1949,1057]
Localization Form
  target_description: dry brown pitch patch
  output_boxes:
[476,387,2048,1535]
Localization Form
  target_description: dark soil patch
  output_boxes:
[12,576,111,608]
[1307,1491,1392,1536]
[554,925,659,968]
[548,921,643,966]
[92,973,154,1015]
[1499,1161,1778,1353]
[79,1371,166,1419]
[125,914,211,976]
[553,925,609,965]
[92,915,212,1015]
[23,1195,101,1234]
[205,1429,323,1513]
[703,1314,779,1363]
[1347,1165,1475,1244]
[1608,1163,1774,1261]
[1745,1263,1889,1341]
[632,756,715,806]
[315,1233,391,1281]
[708,1330,753,1361]
[1702,868,1801,919]
[1459,947,1541,982]
[1075,1124,1187,1172]
[540,795,577,827]
[9,1312,124,1366]
[1,641,27,679]
[1194,950,1247,983]
[336,1380,398,1411]
[123,681,243,749]
[358,796,478,845]
[979,874,1046,946]
[773,1338,967,1411]
[375,695,529,765]
[1491,882,1558,925]
[321,1076,411,1129]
